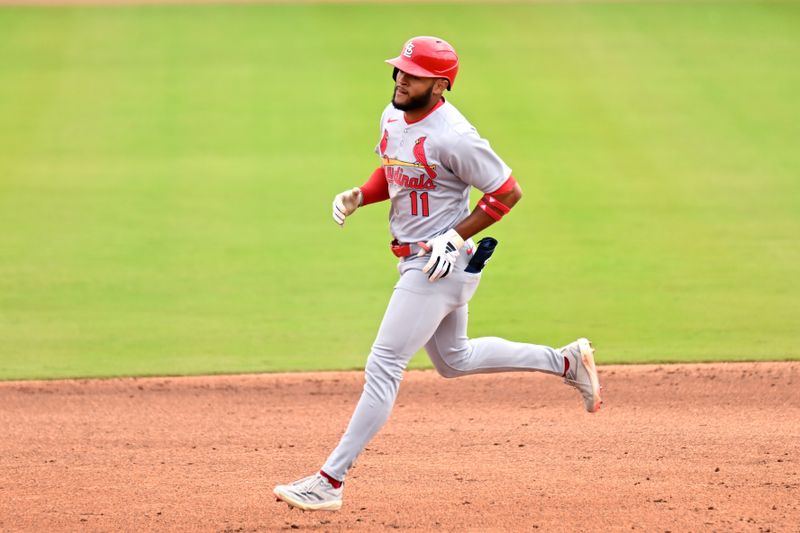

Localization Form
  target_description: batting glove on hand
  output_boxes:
[417,229,465,282]
[332,187,363,227]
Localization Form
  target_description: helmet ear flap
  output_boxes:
[392,67,399,81]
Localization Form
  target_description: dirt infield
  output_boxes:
[1,362,798,532]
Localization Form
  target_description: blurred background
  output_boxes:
[0,1,798,379]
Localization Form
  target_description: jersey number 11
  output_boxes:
[409,191,430,217]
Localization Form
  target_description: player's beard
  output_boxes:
[391,84,434,111]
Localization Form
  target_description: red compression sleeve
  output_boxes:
[359,167,390,206]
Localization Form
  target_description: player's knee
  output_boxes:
[363,350,405,402]
[427,344,473,378]
[433,364,462,379]
[365,352,403,382]
[430,353,471,379]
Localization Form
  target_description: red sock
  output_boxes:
[562,356,570,377]
[319,470,342,488]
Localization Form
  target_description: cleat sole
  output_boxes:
[273,488,342,512]
[578,338,602,413]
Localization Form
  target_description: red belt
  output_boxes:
[391,238,475,258]
[391,239,431,258]
[390,239,414,257]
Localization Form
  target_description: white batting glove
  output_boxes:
[417,229,465,282]
[332,187,363,227]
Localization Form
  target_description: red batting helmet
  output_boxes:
[385,36,459,90]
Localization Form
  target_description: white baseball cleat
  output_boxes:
[274,473,343,511]
[560,338,602,413]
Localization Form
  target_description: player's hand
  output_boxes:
[417,229,465,282]
[332,188,363,227]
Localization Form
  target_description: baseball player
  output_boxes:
[274,36,601,512]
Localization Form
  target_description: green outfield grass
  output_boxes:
[1,2,798,379]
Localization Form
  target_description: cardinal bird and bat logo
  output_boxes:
[379,132,438,190]
[412,137,437,179]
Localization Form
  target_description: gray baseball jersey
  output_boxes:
[374,99,512,243]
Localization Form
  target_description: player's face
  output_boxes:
[392,70,438,111]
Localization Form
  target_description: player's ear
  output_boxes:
[433,78,448,96]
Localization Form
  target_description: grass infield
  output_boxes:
[0,2,798,379]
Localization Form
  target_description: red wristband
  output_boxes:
[478,193,512,221]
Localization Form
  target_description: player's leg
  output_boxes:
[275,271,453,510]
[424,303,565,378]
[319,269,457,482]
[423,272,601,412]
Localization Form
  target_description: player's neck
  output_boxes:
[404,97,444,124]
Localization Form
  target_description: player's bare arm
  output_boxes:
[453,182,523,240]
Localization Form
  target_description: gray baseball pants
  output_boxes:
[321,251,565,481]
